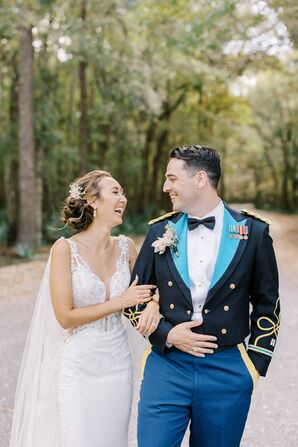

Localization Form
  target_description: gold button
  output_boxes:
[186,310,191,315]
[168,281,173,287]
[229,283,236,290]
[224,305,229,312]
[204,309,209,314]
[169,303,175,309]
[221,328,227,335]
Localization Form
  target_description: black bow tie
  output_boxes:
[188,216,216,231]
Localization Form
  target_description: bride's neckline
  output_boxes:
[65,236,124,301]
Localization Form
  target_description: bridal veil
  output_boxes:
[9,251,62,446]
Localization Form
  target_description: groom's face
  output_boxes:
[163,158,200,213]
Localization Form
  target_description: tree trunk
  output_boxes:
[17,26,39,248]
[79,0,88,174]
[285,126,297,210]
[67,73,76,145]
[279,125,291,210]
[141,118,158,210]
[35,146,43,246]
[5,56,18,245]
[263,144,279,204]
[150,127,169,207]
[219,145,226,199]
[291,141,298,208]
[253,168,263,208]
[5,157,18,245]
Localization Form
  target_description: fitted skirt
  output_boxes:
[57,323,133,447]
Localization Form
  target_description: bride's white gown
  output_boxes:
[58,236,133,447]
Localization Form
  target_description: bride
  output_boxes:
[10,169,160,447]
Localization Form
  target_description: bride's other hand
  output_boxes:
[136,295,160,337]
[121,275,156,308]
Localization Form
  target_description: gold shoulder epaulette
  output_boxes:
[148,211,179,225]
[241,209,272,225]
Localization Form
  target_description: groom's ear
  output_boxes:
[194,170,208,188]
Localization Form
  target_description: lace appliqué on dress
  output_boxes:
[60,235,130,335]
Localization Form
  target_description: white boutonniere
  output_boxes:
[151,224,179,256]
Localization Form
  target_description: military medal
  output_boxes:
[228,225,249,240]
[243,226,248,240]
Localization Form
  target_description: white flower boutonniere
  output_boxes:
[151,224,179,256]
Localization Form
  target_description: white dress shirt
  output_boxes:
[187,199,224,321]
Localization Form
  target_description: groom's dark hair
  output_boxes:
[170,145,221,189]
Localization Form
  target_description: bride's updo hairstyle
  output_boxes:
[62,170,112,231]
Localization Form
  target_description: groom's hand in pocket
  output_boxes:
[166,320,218,357]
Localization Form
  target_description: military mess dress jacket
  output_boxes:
[124,204,280,377]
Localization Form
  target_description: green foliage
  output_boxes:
[113,214,150,237]
[0,0,297,247]
[113,204,161,236]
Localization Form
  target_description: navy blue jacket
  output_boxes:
[124,204,279,376]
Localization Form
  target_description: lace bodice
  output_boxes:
[62,236,131,332]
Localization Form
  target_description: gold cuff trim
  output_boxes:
[122,307,143,327]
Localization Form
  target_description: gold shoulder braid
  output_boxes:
[241,209,272,225]
[148,211,179,226]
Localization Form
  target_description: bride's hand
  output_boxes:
[121,275,156,308]
[136,294,160,337]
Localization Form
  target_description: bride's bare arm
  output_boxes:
[50,239,153,330]
[127,237,160,336]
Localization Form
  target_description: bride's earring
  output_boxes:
[93,208,97,218]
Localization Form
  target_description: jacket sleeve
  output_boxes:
[248,224,280,376]
[122,226,173,353]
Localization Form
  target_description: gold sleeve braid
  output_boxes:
[122,305,144,327]
[248,298,280,358]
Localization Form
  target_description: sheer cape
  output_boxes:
[9,251,62,446]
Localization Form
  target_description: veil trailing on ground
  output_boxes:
[9,251,63,447]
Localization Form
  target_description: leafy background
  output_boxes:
[0,0,297,250]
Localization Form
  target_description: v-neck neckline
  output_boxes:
[69,237,123,301]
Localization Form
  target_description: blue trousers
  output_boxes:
[138,345,254,447]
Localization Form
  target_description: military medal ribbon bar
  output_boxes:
[228,225,248,240]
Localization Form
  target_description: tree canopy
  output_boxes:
[0,0,297,248]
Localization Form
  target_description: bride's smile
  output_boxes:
[90,176,127,227]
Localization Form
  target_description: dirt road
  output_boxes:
[1,210,297,446]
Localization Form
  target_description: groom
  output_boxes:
[124,145,280,447]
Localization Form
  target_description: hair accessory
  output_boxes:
[69,183,84,200]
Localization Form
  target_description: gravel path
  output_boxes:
[1,210,297,446]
